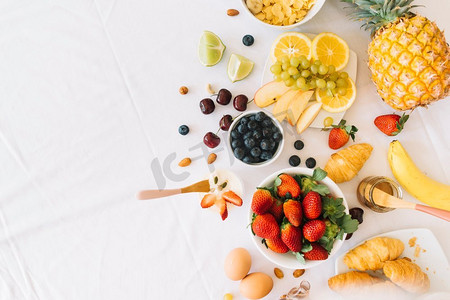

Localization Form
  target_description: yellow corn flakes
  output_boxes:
[247,0,316,26]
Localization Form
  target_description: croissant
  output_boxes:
[383,258,430,294]
[324,143,373,183]
[344,237,404,271]
[328,271,383,292]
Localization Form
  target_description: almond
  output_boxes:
[274,268,284,279]
[207,153,217,164]
[293,269,305,278]
[178,157,191,167]
[227,9,239,16]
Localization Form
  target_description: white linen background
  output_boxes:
[0,0,449,299]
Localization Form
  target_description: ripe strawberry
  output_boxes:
[328,119,357,150]
[269,198,284,222]
[374,113,409,136]
[283,199,302,227]
[222,190,243,206]
[265,236,289,253]
[303,219,326,242]
[303,242,328,260]
[252,214,279,239]
[275,174,301,198]
[216,197,228,221]
[251,189,274,215]
[302,191,322,219]
[200,193,216,208]
[281,220,302,252]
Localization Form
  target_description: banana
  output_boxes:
[388,140,450,210]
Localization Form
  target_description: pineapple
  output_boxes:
[342,0,450,110]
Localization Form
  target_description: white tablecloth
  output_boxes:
[0,0,449,299]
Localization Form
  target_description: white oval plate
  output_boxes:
[261,33,358,128]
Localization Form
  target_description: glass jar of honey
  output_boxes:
[357,176,402,213]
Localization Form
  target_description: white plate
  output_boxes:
[261,33,358,128]
[249,167,348,269]
[335,228,450,294]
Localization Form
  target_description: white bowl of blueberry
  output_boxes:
[228,111,284,167]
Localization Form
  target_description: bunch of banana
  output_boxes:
[388,141,450,211]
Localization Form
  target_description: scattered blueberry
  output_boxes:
[250,147,261,157]
[234,148,245,160]
[305,157,316,168]
[231,130,240,139]
[260,151,273,160]
[178,125,189,135]
[273,132,282,142]
[289,155,301,167]
[294,140,304,150]
[231,139,242,148]
[243,156,253,164]
[242,34,254,46]
[238,124,248,134]
[247,120,257,130]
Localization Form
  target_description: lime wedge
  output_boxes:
[198,31,226,67]
[227,54,254,83]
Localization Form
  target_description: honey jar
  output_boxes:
[357,176,402,213]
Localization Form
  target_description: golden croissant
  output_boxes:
[324,143,373,183]
[344,237,404,271]
[328,271,383,292]
[383,258,430,294]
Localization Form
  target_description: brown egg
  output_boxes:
[224,248,252,281]
[239,272,273,299]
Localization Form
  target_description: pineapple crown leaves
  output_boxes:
[392,113,409,136]
[332,119,358,141]
[341,0,421,35]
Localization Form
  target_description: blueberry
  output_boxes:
[262,119,272,127]
[242,34,254,46]
[240,117,249,125]
[250,147,261,157]
[260,139,270,150]
[231,130,240,139]
[273,131,282,142]
[252,130,263,140]
[238,124,248,134]
[231,139,242,149]
[243,156,254,164]
[262,128,272,137]
[260,151,273,161]
[294,140,304,150]
[244,138,256,148]
[178,125,189,135]
[243,131,253,140]
[305,157,316,168]
[234,148,245,160]
[289,155,301,167]
[247,120,257,130]
[255,112,266,122]
[267,139,276,151]
[249,115,255,121]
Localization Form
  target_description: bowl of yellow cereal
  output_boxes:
[241,0,326,28]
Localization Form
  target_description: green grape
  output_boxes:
[336,78,348,88]
[281,56,290,64]
[291,84,300,90]
[327,65,336,74]
[318,65,328,75]
[292,73,301,80]
[329,73,339,82]
[281,71,290,81]
[299,55,307,63]
[314,60,322,66]
[274,74,282,82]
[290,57,300,68]
[331,88,338,95]
[301,70,311,78]
[316,78,326,89]
[270,64,282,74]
[300,59,310,69]
[339,72,349,79]
[285,78,295,87]
[288,67,299,76]
[337,87,347,96]
[296,77,306,86]
[327,81,336,89]
[282,63,290,71]
[309,80,317,89]
[323,117,333,127]
[310,64,319,74]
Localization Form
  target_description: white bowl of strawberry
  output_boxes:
[248,167,359,269]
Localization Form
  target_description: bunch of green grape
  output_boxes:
[270,55,349,97]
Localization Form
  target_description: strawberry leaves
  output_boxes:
[295,168,330,196]
[322,197,346,222]
[392,113,409,136]
[332,119,358,141]
[336,214,359,233]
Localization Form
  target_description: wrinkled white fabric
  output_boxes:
[0,0,449,299]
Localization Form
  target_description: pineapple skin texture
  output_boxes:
[368,15,450,110]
